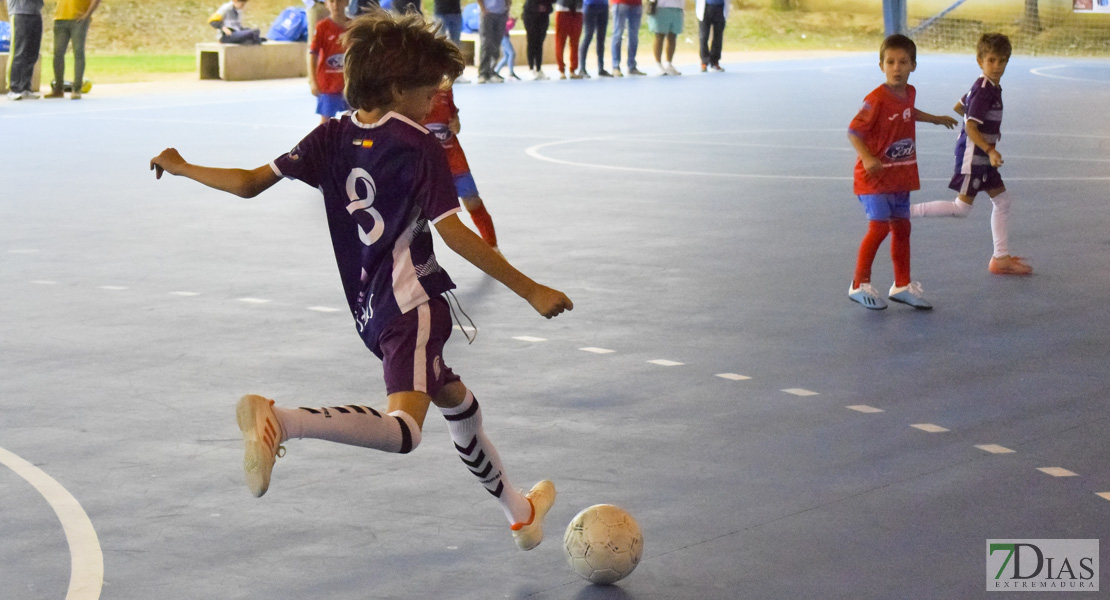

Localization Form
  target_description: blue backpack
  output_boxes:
[0,21,11,53]
[462,3,480,34]
[267,7,308,42]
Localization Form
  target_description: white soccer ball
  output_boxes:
[563,504,643,585]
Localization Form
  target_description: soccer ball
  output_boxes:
[563,504,643,585]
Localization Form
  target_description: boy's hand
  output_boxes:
[861,154,883,177]
[988,148,1004,167]
[935,115,958,129]
[527,285,573,319]
[150,148,187,179]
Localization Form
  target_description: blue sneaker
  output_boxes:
[888,282,932,310]
[849,283,887,310]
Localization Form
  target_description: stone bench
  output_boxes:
[459,30,556,66]
[1,52,42,94]
[196,41,307,81]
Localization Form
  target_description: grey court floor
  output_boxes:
[2,52,1109,600]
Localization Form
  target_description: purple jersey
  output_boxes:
[271,111,462,357]
[953,76,1003,174]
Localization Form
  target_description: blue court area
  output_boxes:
[2,53,1109,599]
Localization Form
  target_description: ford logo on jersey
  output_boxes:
[886,138,915,160]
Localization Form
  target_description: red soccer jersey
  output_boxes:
[421,88,471,176]
[849,84,920,195]
[311,18,347,95]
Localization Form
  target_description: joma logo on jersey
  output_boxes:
[886,138,915,160]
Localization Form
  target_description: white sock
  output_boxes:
[990,191,1012,258]
[439,391,532,526]
[274,405,420,454]
[910,198,973,218]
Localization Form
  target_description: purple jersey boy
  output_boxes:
[272,112,462,358]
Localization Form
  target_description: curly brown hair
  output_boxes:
[341,11,466,112]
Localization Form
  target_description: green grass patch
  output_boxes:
[84,54,195,83]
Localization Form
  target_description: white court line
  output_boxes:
[98,286,128,291]
[525,137,1110,181]
[716,373,751,381]
[0,446,103,600]
[911,423,950,433]
[1097,492,1110,502]
[169,291,200,296]
[307,306,341,313]
[1038,467,1078,477]
[1030,64,1110,83]
[513,336,546,342]
[31,280,59,285]
[647,359,684,366]
[781,388,819,397]
[975,444,1015,454]
[846,405,884,413]
[238,298,271,304]
[580,347,616,354]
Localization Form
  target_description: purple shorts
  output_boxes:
[377,296,461,397]
[949,167,1004,197]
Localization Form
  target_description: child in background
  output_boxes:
[847,34,957,311]
[422,85,501,250]
[308,0,351,123]
[910,33,1032,275]
[494,16,520,80]
[209,0,263,45]
[151,12,571,551]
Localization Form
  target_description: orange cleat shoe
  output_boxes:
[989,256,1033,275]
[236,394,285,497]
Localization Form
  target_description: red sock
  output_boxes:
[853,220,889,287]
[890,218,911,287]
[468,203,498,248]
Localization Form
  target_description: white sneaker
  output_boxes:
[533,69,548,81]
[848,282,887,310]
[7,91,23,101]
[888,281,932,310]
[22,90,42,99]
[612,67,623,77]
[511,480,556,550]
[664,63,681,76]
[656,63,667,76]
[236,394,286,497]
[455,75,471,84]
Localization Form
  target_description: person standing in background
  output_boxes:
[609,0,644,77]
[5,0,44,100]
[44,0,101,100]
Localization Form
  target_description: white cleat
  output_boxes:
[236,394,285,497]
[511,480,556,550]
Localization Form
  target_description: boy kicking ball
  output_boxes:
[150,11,572,551]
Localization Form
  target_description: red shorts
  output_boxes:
[377,296,461,396]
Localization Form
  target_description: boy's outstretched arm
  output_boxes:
[914,109,958,129]
[150,148,281,198]
[434,214,573,319]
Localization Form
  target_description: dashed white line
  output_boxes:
[307,306,341,313]
[911,423,950,433]
[31,280,59,285]
[1038,467,1078,478]
[580,347,615,354]
[98,286,128,291]
[975,444,1015,454]
[513,336,546,342]
[238,298,271,304]
[782,388,818,397]
[846,405,884,413]
[169,291,200,297]
[716,373,751,381]
[648,359,684,366]
[1097,492,1110,502]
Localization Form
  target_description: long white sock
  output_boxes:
[910,198,973,218]
[439,391,532,526]
[274,405,420,454]
[990,191,1012,258]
